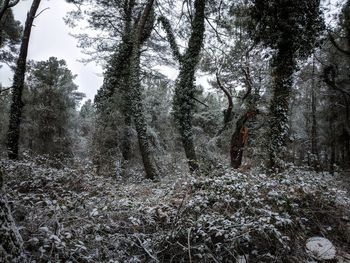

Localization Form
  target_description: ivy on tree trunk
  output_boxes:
[160,0,206,173]
[267,48,295,170]
[7,0,41,160]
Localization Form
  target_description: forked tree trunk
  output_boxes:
[7,0,41,159]
[160,0,206,173]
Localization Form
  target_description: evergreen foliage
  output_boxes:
[250,0,324,170]
[0,0,21,65]
[22,57,83,157]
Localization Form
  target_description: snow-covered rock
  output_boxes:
[306,237,336,260]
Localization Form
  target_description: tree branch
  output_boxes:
[135,0,155,44]
[323,65,350,97]
[8,0,20,8]
[159,16,183,62]
[329,33,350,56]
[216,72,233,124]
[0,0,19,21]
[0,87,11,94]
[35,7,50,18]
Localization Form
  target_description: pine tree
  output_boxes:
[7,0,42,159]
[23,57,83,156]
[250,0,324,171]
[0,0,21,65]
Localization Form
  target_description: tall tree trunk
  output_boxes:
[128,0,158,180]
[310,57,319,169]
[129,50,158,180]
[172,0,206,172]
[7,0,41,159]
[0,169,26,262]
[267,48,295,171]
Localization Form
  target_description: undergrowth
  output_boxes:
[1,158,349,262]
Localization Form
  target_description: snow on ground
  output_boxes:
[1,158,350,262]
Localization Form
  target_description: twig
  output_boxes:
[187,227,192,263]
[35,7,50,18]
[135,236,160,262]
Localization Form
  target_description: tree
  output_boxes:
[127,0,159,179]
[0,0,19,22]
[23,57,84,156]
[92,0,159,179]
[160,0,206,172]
[7,0,41,159]
[0,0,21,66]
[200,0,266,169]
[250,0,324,171]
[0,86,11,150]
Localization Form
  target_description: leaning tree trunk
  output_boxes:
[267,48,295,171]
[0,169,26,262]
[7,0,41,160]
[129,51,158,180]
[127,0,158,180]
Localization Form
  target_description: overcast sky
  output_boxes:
[1,0,104,102]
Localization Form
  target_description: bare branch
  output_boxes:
[35,7,50,18]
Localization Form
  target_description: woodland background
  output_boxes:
[0,0,350,262]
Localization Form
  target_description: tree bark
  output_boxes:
[129,0,158,180]
[267,48,295,171]
[7,0,41,160]
[230,110,257,168]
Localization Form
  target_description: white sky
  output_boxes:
[0,0,103,102]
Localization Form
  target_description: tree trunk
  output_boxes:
[121,115,132,162]
[128,0,158,180]
[129,51,158,180]
[216,73,233,125]
[7,0,41,159]
[267,48,295,171]
[173,0,206,173]
[0,169,26,262]
[310,57,319,169]
[230,111,257,168]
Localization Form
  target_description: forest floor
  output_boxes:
[1,157,350,262]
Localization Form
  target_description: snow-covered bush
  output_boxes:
[1,159,349,262]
